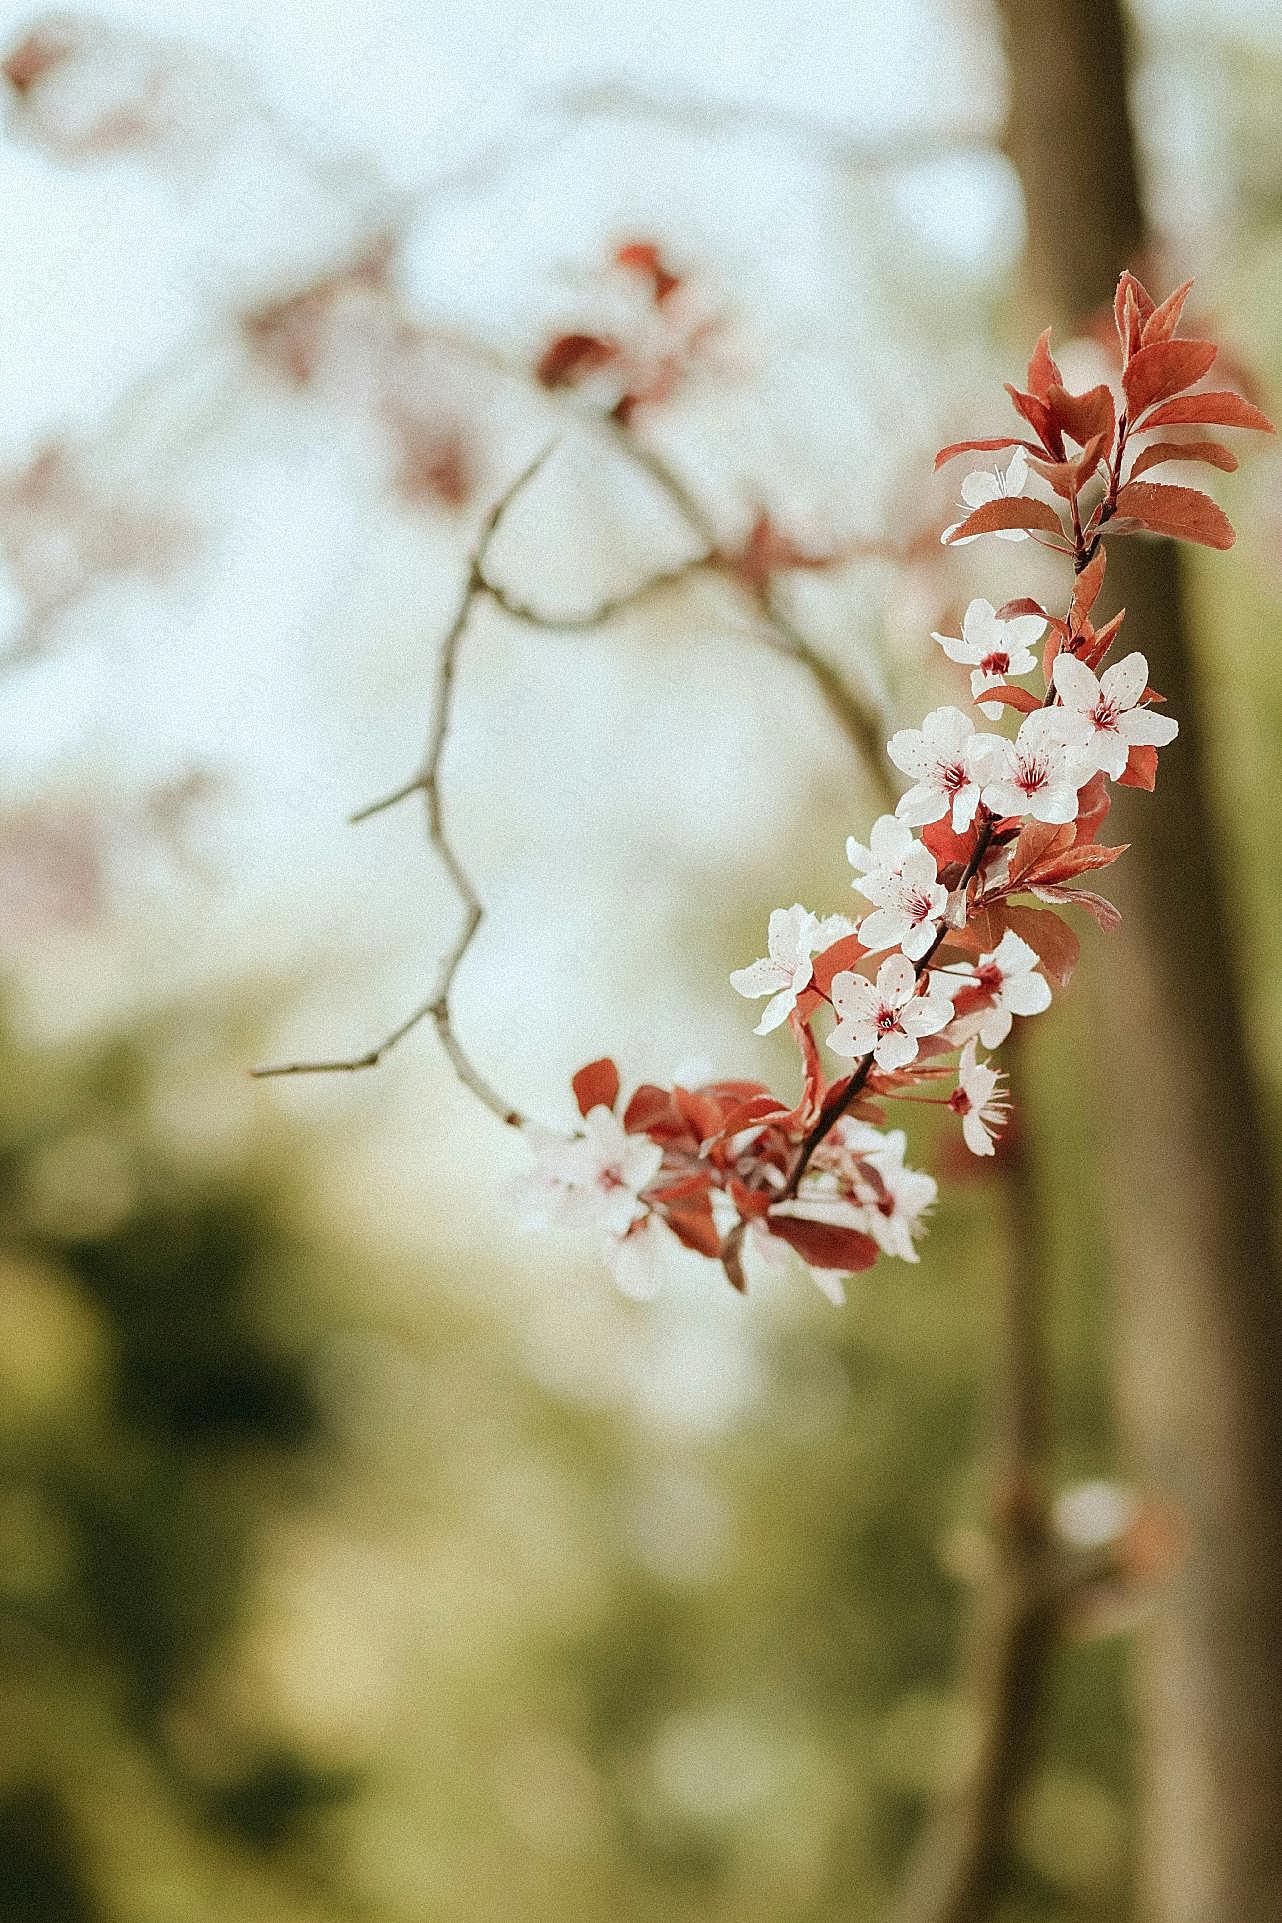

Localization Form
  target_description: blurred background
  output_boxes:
[1,1,1281,1918]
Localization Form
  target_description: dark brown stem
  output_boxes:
[782,813,996,1198]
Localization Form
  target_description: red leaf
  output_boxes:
[1047,382,1116,450]
[1000,905,1080,987]
[713,1093,789,1137]
[934,435,1042,471]
[1028,430,1107,497]
[766,1213,880,1273]
[1128,438,1238,480]
[922,813,981,867]
[572,1057,620,1117]
[1137,391,1275,435]
[806,932,868,1002]
[1080,608,1127,672]
[1118,743,1158,790]
[536,332,620,389]
[979,684,1040,713]
[1071,546,1108,624]
[1027,327,1062,402]
[655,1181,721,1258]
[614,240,681,303]
[1030,883,1122,932]
[1007,821,1074,890]
[1112,481,1234,550]
[1114,271,1156,359]
[1005,383,1063,454]
[729,1176,773,1221]
[1025,841,1129,887]
[673,1084,726,1143]
[994,596,1048,621]
[1123,338,1218,416]
[1073,770,1112,844]
[623,1084,677,1135]
[1140,279,1195,347]
[944,497,1065,543]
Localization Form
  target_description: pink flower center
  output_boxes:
[598,1164,625,1191]
[948,1088,971,1115]
[876,1005,901,1036]
[939,760,969,795]
[976,961,1003,993]
[979,650,1010,676]
[1089,698,1119,733]
[1015,753,1048,796]
[905,888,935,924]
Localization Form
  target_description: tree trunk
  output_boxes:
[993,2,1282,1918]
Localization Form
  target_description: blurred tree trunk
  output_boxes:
[993,2,1282,1918]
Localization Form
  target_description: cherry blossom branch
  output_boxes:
[780,814,997,1200]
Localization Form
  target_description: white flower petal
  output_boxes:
[1100,651,1148,709]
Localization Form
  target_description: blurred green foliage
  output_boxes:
[0,994,1139,1922]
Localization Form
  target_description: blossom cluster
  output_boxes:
[521,273,1272,1301]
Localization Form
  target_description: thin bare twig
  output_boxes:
[252,449,554,1117]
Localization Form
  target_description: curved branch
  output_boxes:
[252,449,553,1120]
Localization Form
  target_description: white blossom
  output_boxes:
[932,597,1046,718]
[975,709,1092,824]
[730,903,853,1035]
[949,1038,1008,1155]
[812,1121,937,1262]
[851,833,948,962]
[606,1211,682,1299]
[846,813,914,899]
[941,448,1043,544]
[887,705,999,833]
[1051,648,1179,781]
[967,930,1053,1047]
[518,1107,662,1239]
[828,954,955,1071]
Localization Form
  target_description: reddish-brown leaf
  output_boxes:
[673,1084,726,1144]
[1080,608,1127,671]
[934,436,1041,470]
[654,1180,721,1258]
[1000,905,1080,987]
[1027,327,1062,402]
[944,496,1065,543]
[1030,884,1122,932]
[1005,383,1063,454]
[1118,743,1159,790]
[728,1176,773,1222]
[1123,338,1218,416]
[614,240,681,303]
[1073,770,1112,844]
[1047,382,1116,450]
[1007,821,1074,890]
[994,596,1049,622]
[1112,480,1235,550]
[922,813,981,869]
[978,684,1040,714]
[1137,391,1275,435]
[572,1056,620,1117]
[623,1084,676,1135]
[766,1213,880,1273]
[1115,271,1156,359]
[1139,279,1195,347]
[1071,546,1108,624]
[1024,841,1129,888]
[536,332,619,388]
[813,934,867,994]
[1128,438,1238,480]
